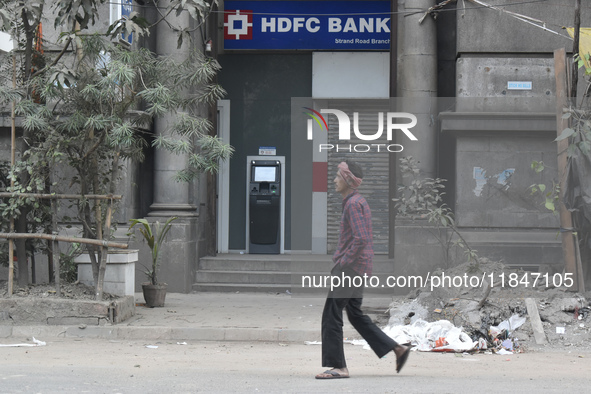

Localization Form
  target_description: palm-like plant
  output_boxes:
[128,217,178,285]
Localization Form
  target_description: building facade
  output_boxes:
[1,0,587,292]
[214,0,584,287]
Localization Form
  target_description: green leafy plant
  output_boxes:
[393,156,477,267]
[575,53,591,75]
[128,217,178,285]
[556,111,591,158]
[59,242,82,283]
[14,39,231,299]
[528,160,560,214]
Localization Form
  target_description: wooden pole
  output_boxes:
[8,48,16,296]
[0,193,122,200]
[570,0,584,292]
[0,233,128,249]
[570,0,581,100]
[51,199,61,296]
[96,151,120,300]
[554,48,579,291]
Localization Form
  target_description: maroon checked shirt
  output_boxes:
[332,190,374,276]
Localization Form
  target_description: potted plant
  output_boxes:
[128,216,178,307]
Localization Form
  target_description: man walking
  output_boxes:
[315,160,411,379]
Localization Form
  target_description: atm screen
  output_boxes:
[253,166,276,182]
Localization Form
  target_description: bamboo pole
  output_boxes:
[554,48,579,291]
[8,46,16,296]
[0,233,128,249]
[570,0,581,99]
[1,191,123,294]
[51,199,61,296]
[569,2,584,292]
[96,152,120,300]
[0,193,122,200]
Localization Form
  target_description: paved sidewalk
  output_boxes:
[6,292,395,343]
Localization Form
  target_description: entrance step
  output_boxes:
[194,254,396,294]
[196,270,292,285]
[192,283,292,293]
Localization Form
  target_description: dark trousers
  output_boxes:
[321,267,398,368]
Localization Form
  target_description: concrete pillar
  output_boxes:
[397,0,438,177]
[149,1,197,217]
[145,1,201,293]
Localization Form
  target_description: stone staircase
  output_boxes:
[193,254,399,294]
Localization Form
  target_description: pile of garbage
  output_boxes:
[381,314,526,354]
[384,258,591,352]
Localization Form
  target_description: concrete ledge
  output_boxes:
[65,326,118,338]
[114,296,136,323]
[223,328,278,342]
[170,327,225,341]
[0,296,135,326]
[115,327,173,340]
[0,326,351,343]
[6,326,69,338]
[278,329,320,343]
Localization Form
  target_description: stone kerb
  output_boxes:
[0,295,135,328]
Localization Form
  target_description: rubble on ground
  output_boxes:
[386,258,591,352]
[0,281,118,300]
[0,281,133,325]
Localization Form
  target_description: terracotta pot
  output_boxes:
[142,283,167,307]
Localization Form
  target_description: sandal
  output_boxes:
[315,369,350,379]
[396,345,412,373]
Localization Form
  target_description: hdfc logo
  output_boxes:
[224,10,253,40]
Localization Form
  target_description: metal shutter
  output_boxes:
[326,99,390,255]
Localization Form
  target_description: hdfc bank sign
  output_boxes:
[224,0,390,50]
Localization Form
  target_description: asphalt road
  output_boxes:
[0,338,587,393]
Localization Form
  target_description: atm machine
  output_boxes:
[246,156,285,254]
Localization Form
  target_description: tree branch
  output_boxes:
[31,37,73,79]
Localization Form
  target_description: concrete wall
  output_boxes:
[457,0,575,53]
[431,0,588,274]
[394,224,563,278]
[394,221,452,277]
[439,110,558,227]
[437,108,562,272]
[455,132,558,228]
[456,0,590,105]
[457,57,556,112]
